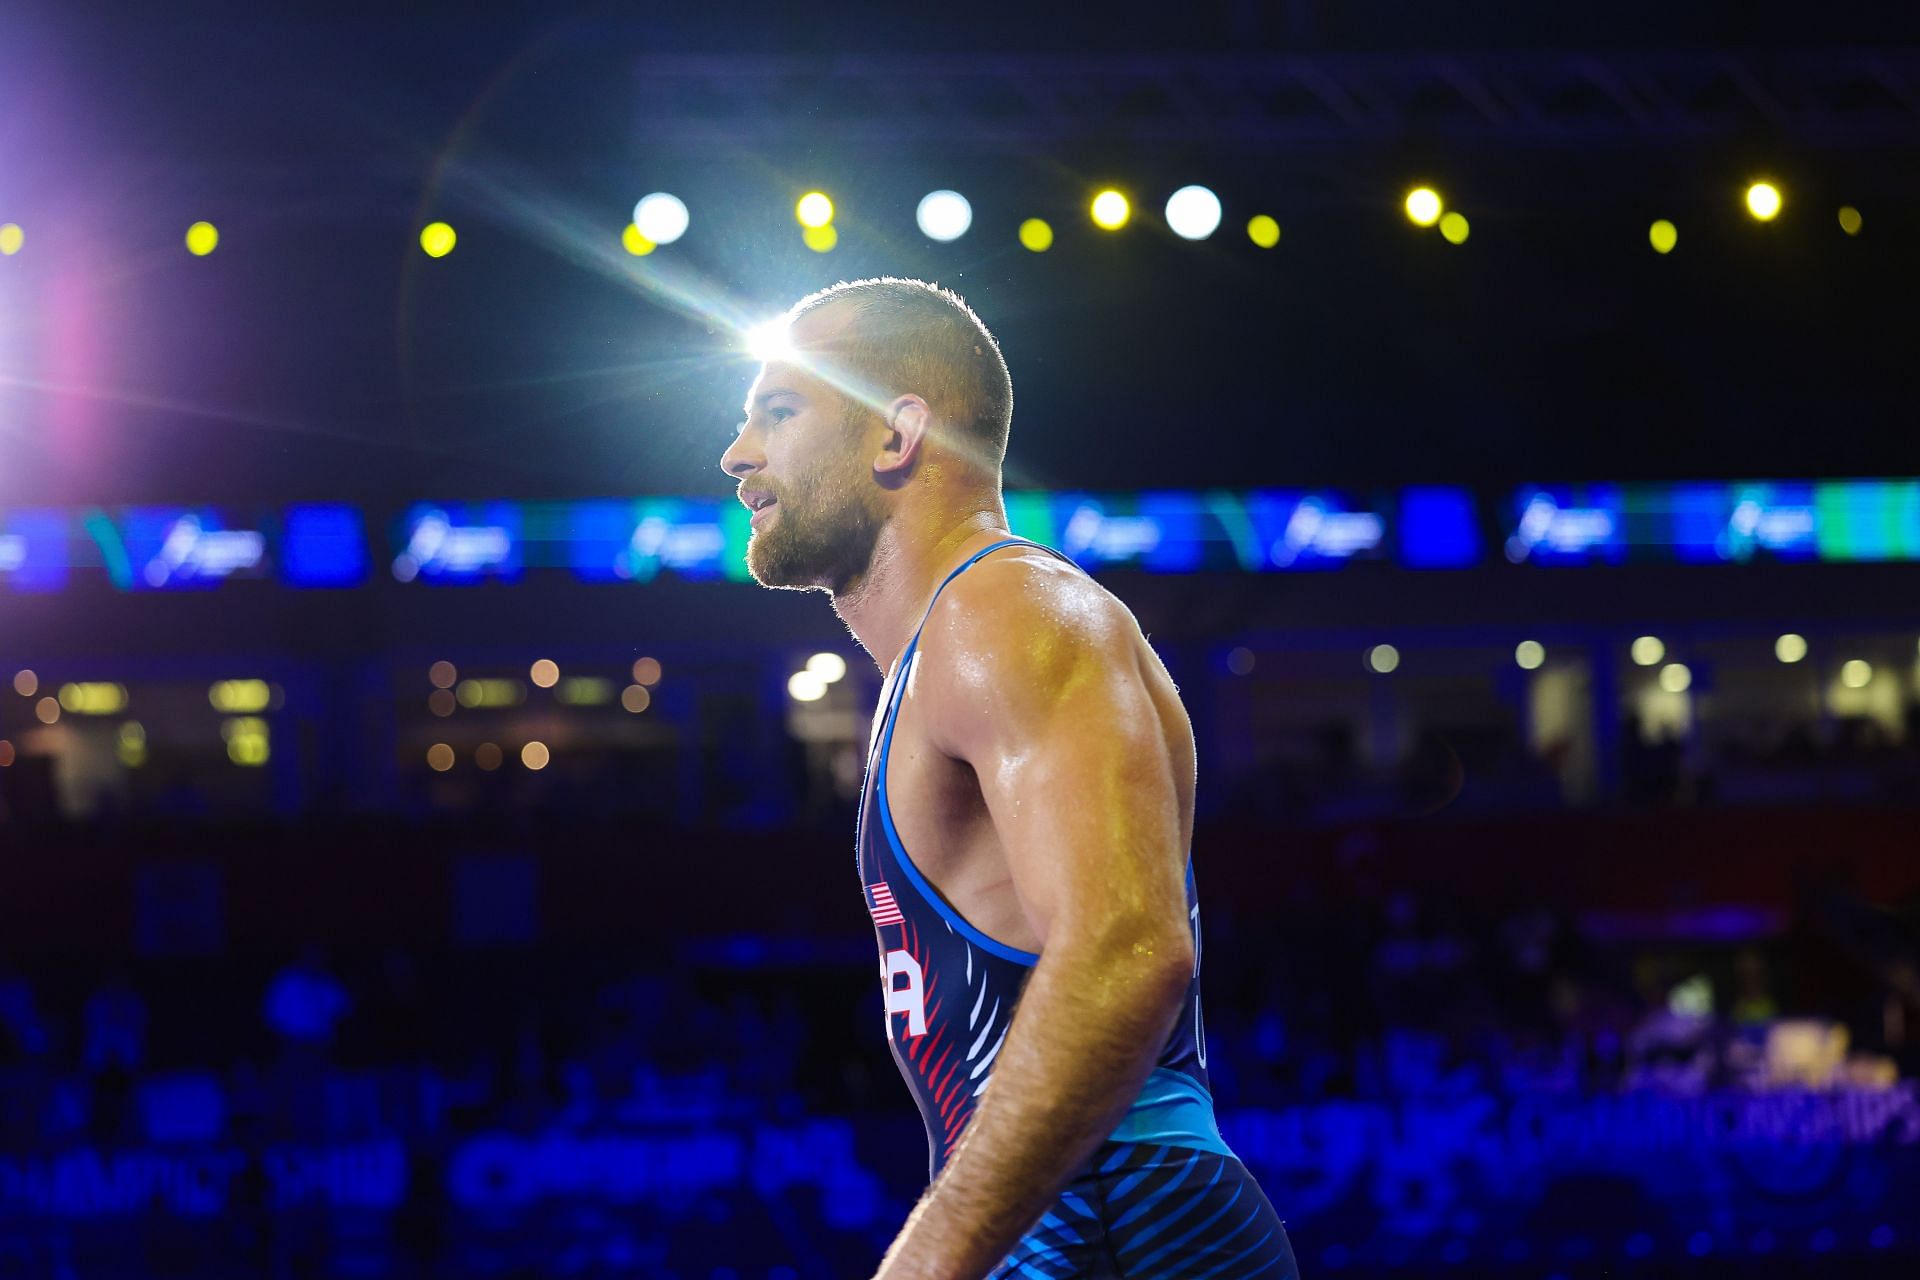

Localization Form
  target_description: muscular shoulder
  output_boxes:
[910,547,1147,751]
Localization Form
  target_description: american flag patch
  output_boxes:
[866,880,905,926]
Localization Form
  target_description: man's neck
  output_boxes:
[831,502,1010,675]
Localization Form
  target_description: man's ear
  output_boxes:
[874,394,931,477]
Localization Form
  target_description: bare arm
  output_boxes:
[871,558,1195,1280]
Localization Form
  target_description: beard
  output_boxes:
[744,442,887,594]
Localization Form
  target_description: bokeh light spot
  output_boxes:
[420,222,457,258]
[1649,219,1678,254]
[795,192,834,228]
[1090,190,1130,230]
[1246,215,1280,248]
[1404,187,1443,226]
[185,221,219,256]
[1018,218,1054,252]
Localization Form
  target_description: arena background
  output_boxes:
[2,2,1919,1276]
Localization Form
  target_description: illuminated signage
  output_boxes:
[120,509,268,589]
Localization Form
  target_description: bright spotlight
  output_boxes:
[1775,634,1807,664]
[185,221,219,256]
[1840,659,1872,689]
[1745,182,1782,221]
[1246,215,1280,249]
[633,192,689,245]
[746,318,793,363]
[806,652,848,683]
[1090,190,1130,230]
[802,224,838,253]
[1631,636,1666,666]
[1837,206,1862,236]
[1367,644,1401,674]
[787,670,827,702]
[1515,640,1545,670]
[420,222,457,258]
[1439,211,1470,244]
[1018,218,1054,252]
[1659,663,1692,693]
[916,190,972,242]
[1649,219,1678,254]
[795,192,834,228]
[0,223,20,256]
[1404,187,1443,227]
[1164,185,1222,241]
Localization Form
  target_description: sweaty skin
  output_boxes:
[721,298,1201,1279]
[866,540,1199,1280]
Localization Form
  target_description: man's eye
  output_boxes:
[768,407,794,423]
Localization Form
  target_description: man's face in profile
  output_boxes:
[722,312,888,592]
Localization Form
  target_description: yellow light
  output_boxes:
[521,741,551,770]
[1247,215,1280,249]
[802,224,838,253]
[1630,636,1666,666]
[1659,663,1692,693]
[116,722,146,769]
[795,192,834,228]
[35,697,58,724]
[1018,218,1054,252]
[529,659,560,688]
[429,661,457,689]
[0,223,21,256]
[185,221,219,256]
[621,223,656,256]
[0,740,13,766]
[455,678,526,708]
[208,679,271,714]
[1774,633,1808,664]
[1837,206,1862,236]
[621,683,652,713]
[1090,190,1130,230]
[13,669,36,696]
[1745,181,1782,221]
[1438,211,1470,244]
[1515,640,1545,670]
[475,742,503,771]
[788,671,827,702]
[1840,659,1872,689]
[419,222,457,258]
[632,657,662,686]
[429,689,456,717]
[806,653,848,683]
[222,716,270,765]
[1367,644,1400,674]
[58,682,129,715]
[1649,219,1678,254]
[1404,187,1443,227]
[557,677,614,706]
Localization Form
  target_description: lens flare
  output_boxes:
[1404,187,1443,227]
[632,192,689,244]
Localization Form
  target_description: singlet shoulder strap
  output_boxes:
[904,536,1075,655]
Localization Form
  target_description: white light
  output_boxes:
[1659,663,1692,693]
[1367,644,1400,674]
[1841,659,1872,689]
[632,192,689,245]
[1164,185,1223,241]
[746,318,793,363]
[806,652,848,683]
[1631,636,1666,667]
[1515,640,1545,670]
[1775,634,1807,664]
[787,670,827,702]
[916,190,973,242]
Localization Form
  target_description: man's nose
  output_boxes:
[720,430,761,479]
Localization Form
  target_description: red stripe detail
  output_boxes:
[921,1041,954,1090]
